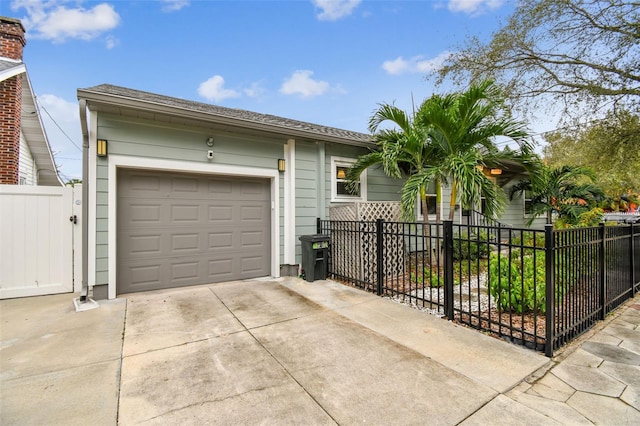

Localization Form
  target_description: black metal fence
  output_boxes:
[317,218,639,356]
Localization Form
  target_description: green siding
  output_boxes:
[323,144,404,218]
[500,179,546,229]
[294,141,319,260]
[93,113,287,286]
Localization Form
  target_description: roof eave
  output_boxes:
[22,71,64,186]
[77,87,374,148]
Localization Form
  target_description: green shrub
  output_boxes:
[452,231,490,261]
[488,250,558,314]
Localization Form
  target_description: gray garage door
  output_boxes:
[117,169,271,294]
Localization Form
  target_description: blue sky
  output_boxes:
[4,0,551,182]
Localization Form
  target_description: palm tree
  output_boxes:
[413,80,534,222]
[348,80,533,225]
[510,164,605,226]
[346,102,440,223]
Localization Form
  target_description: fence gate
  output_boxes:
[0,185,80,299]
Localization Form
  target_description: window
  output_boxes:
[331,157,367,202]
[416,194,438,220]
[524,190,533,216]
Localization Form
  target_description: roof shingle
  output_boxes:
[80,84,372,145]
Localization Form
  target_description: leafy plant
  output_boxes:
[488,250,559,314]
[411,267,444,287]
[452,231,490,261]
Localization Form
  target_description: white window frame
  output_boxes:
[331,157,367,202]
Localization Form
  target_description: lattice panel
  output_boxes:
[329,202,404,285]
[329,204,357,222]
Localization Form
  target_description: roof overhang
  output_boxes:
[1,60,62,186]
[0,61,26,81]
[77,86,375,148]
[21,73,63,186]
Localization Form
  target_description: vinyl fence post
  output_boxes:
[376,218,384,296]
[544,224,555,357]
[444,220,454,320]
[599,223,607,320]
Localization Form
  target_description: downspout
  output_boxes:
[78,99,90,302]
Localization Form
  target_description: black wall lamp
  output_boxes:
[278,159,286,172]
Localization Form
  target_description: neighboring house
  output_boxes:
[77,84,543,299]
[1,17,76,301]
[0,16,61,186]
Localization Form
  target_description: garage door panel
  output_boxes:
[128,264,162,289]
[171,233,200,252]
[208,180,233,195]
[127,174,161,193]
[171,176,199,193]
[127,204,162,223]
[209,206,233,222]
[209,232,233,249]
[241,231,265,248]
[171,204,201,222]
[118,169,270,294]
[128,235,162,255]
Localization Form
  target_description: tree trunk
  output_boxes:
[449,180,458,221]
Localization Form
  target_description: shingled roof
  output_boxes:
[78,84,373,146]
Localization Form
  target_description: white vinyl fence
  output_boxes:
[0,185,82,299]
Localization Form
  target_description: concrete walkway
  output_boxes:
[1,277,638,425]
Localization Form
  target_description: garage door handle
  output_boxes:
[69,215,78,224]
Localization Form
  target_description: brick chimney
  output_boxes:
[0,17,26,185]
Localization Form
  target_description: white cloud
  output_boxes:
[198,75,241,102]
[11,1,120,42]
[243,81,266,98]
[382,51,452,75]
[312,0,362,21]
[280,70,330,98]
[160,0,190,13]
[448,0,504,14]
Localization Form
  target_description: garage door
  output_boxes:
[117,169,271,294]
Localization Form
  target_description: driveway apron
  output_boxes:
[119,280,496,425]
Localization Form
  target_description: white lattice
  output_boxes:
[329,202,404,285]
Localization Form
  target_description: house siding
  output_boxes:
[501,178,546,229]
[294,141,319,260]
[323,143,404,218]
[18,134,35,185]
[93,113,287,286]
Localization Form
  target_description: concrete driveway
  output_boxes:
[2,277,549,425]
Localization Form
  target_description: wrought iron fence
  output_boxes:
[317,218,639,356]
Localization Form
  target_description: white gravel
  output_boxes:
[388,272,493,316]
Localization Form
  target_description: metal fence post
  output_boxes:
[376,218,384,296]
[444,220,454,320]
[544,224,555,357]
[631,223,636,297]
[316,217,321,234]
[599,223,607,320]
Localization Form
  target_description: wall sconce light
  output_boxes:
[97,139,108,157]
[490,168,503,175]
[206,137,214,147]
[278,159,286,172]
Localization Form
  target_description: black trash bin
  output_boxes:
[299,234,330,282]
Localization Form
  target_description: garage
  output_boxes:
[117,169,271,294]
